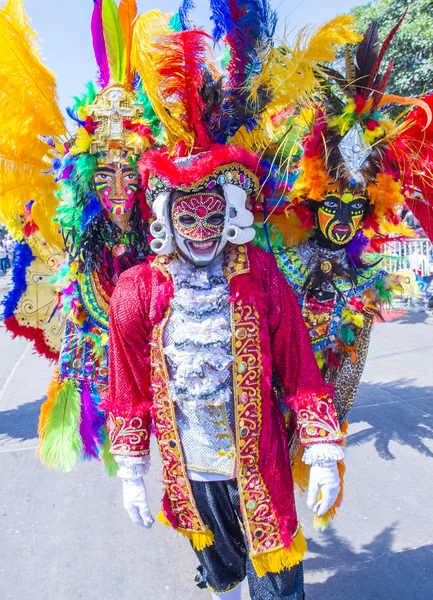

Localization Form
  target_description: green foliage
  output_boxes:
[349,0,433,96]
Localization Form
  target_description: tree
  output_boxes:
[349,0,433,96]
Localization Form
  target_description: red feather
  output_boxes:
[154,30,214,152]
[139,143,264,188]
[4,316,59,361]
[366,10,407,93]
[395,94,433,241]
[371,58,394,109]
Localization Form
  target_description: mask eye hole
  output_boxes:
[207,213,225,226]
[178,214,196,227]
[324,197,339,209]
[96,173,111,181]
[351,200,365,210]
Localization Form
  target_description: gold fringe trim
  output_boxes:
[251,527,307,578]
[156,511,214,551]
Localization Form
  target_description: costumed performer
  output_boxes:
[269,17,432,431]
[35,0,164,473]
[102,4,361,598]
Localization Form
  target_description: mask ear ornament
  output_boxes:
[222,184,256,245]
[150,192,175,255]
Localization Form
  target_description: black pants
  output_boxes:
[190,479,304,599]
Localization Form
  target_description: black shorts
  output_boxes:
[190,479,304,599]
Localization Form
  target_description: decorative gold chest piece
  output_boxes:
[320,260,332,274]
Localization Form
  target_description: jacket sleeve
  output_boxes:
[104,267,153,464]
[268,255,343,447]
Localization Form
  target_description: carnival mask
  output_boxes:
[94,162,139,216]
[316,191,368,245]
[170,191,228,267]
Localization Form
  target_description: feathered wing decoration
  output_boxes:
[119,0,138,86]
[249,15,362,136]
[91,0,110,87]
[3,235,66,360]
[102,0,126,83]
[0,0,66,246]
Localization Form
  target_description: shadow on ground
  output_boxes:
[393,310,433,325]
[0,397,44,442]
[305,526,433,600]
[348,379,433,460]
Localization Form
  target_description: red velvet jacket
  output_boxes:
[105,244,342,569]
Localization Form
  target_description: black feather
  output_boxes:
[355,21,380,97]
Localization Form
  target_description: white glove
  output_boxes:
[122,478,154,529]
[307,460,340,518]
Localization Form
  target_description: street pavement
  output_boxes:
[0,303,432,600]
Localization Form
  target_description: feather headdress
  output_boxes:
[92,0,138,87]
[284,16,433,241]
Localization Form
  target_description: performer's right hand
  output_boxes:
[122,478,155,529]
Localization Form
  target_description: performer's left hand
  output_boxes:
[307,460,340,517]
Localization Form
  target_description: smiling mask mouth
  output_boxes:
[186,239,219,255]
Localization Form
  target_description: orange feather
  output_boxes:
[37,369,60,442]
[119,0,138,86]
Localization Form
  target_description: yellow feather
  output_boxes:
[251,16,363,114]
[131,10,192,149]
[70,128,92,155]
[0,0,65,247]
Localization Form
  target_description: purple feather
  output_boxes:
[346,230,370,268]
[91,0,110,88]
[80,383,100,459]
[89,384,105,444]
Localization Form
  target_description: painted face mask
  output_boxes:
[316,191,368,245]
[94,162,139,217]
[170,191,227,267]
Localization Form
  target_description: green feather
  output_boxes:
[374,278,393,305]
[72,81,99,113]
[340,325,355,346]
[39,380,83,472]
[168,12,182,33]
[102,0,126,83]
[73,153,98,195]
[101,428,119,477]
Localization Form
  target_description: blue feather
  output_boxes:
[66,106,88,126]
[209,0,277,140]
[81,193,102,231]
[2,243,34,320]
[178,0,195,30]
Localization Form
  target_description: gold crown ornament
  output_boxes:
[89,83,144,162]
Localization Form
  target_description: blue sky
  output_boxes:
[23,0,366,111]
